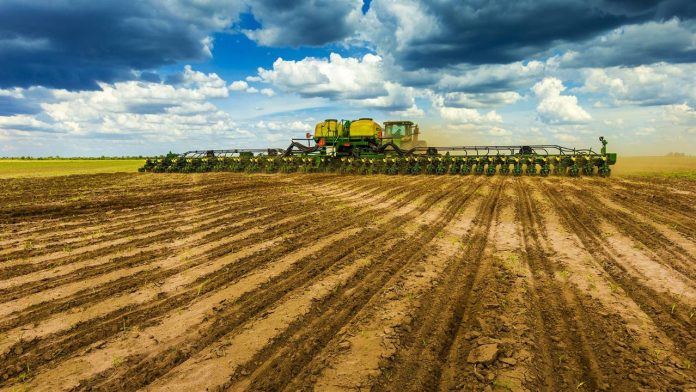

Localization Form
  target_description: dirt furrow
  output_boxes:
[0,191,257,259]
[368,178,503,392]
[0,176,377,270]
[215,180,479,392]
[0,174,355,245]
[0,200,296,298]
[0,177,394,298]
[565,186,696,283]
[541,183,696,374]
[74,179,460,391]
[528,183,696,389]
[0,177,403,326]
[0,179,425,387]
[0,181,413,373]
[304,184,489,392]
[514,181,609,390]
[0,176,386,297]
[0,202,303,312]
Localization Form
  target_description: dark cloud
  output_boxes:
[243,0,361,46]
[0,0,239,90]
[560,18,696,67]
[370,0,696,70]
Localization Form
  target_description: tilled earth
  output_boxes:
[0,173,695,391]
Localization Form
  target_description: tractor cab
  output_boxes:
[383,121,425,149]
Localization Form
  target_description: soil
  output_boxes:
[0,173,695,392]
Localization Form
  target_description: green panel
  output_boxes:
[607,153,617,165]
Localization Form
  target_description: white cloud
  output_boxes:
[438,106,502,124]
[532,77,591,124]
[488,127,511,136]
[257,53,386,99]
[437,60,547,93]
[580,63,696,106]
[635,127,656,136]
[0,66,248,141]
[664,103,696,134]
[389,105,425,117]
[430,93,503,124]
[229,80,249,91]
[255,53,423,112]
[0,88,24,98]
[255,120,312,132]
[231,81,275,96]
[179,65,229,98]
[555,133,579,142]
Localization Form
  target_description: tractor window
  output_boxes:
[387,125,405,137]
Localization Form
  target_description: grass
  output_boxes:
[613,156,696,179]
[0,159,145,178]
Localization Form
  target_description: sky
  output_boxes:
[0,0,695,157]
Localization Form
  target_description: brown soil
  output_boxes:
[1,173,695,392]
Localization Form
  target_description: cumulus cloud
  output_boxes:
[432,94,503,124]
[532,77,591,124]
[580,63,696,106]
[243,0,362,47]
[664,103,696,133]
[230,80,274,96]
[255,53,423,112]
[0,66,247,141]
[438,107,503,124]
[437,61,548,93]
[257,53,385,98]
[230,81,249,91]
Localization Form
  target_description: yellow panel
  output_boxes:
[314,122,325,137]
[350,118,380,137]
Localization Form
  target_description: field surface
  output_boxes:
[1,173,695,391]
[0,160,145,178]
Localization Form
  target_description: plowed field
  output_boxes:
[1,173,695,391]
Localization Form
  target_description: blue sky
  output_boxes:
[0,0,695,156]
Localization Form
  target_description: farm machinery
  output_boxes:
[140,118,617,176]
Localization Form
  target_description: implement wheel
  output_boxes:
[526,164,537,176]
[569,164,580,177]
[486,164,496,176]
